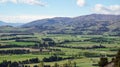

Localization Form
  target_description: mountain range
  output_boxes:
[22,14,120,35]
[0,14,120,35]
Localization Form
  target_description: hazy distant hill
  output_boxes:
[0,21,24,27]
[22,14,120,35]
[0,25,31,33]
[0,21,7,25]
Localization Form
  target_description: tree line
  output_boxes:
[0,49,30,54]
[0,55,75,67]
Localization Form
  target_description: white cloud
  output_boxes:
[0,15,55,23]
[0,0,7,3]
[77,0,85,7]
[93,4,120,15]
[0,0,46,6]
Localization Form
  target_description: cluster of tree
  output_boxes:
[41,38,56,47]
[47,60,77,67]
[0,45,30,48]
[43,55,63,62]
[43,55,74,62]
[42,38,53,41]
[58,40,82,44]
[59,60,77,67]
[114,49,120,67]
[1,37,35,40]
[81,52,101,57]
[98,57,108,67]
[25,60,77,67]
[0,56,75,67]
[0,60,19,67]
[58,45,106,50]
[98,49,120,67]
[34,41,56,48]
[49,48,61,52]
[0,58,40,67]
[86,37,115,44]
[15,39,39,43]
[20,58,40,64]
[0,49,30,54]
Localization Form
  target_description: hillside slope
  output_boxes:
[0,21,24,27]
[22,14,120,35]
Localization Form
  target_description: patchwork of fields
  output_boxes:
[0,33,120,67]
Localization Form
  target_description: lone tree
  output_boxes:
[54,63,59,67]
[98,57,108,67]
[114,49,120,67]
[38,61,44,67]
[73,61,77,67]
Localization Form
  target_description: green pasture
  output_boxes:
[27,58,100,67]
[0,54,51,62]
[0,33,119,67]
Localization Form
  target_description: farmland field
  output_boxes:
[0,33,119,67]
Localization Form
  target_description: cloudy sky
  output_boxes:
[0,0,120,23]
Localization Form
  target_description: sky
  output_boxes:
[0,0,120,23]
